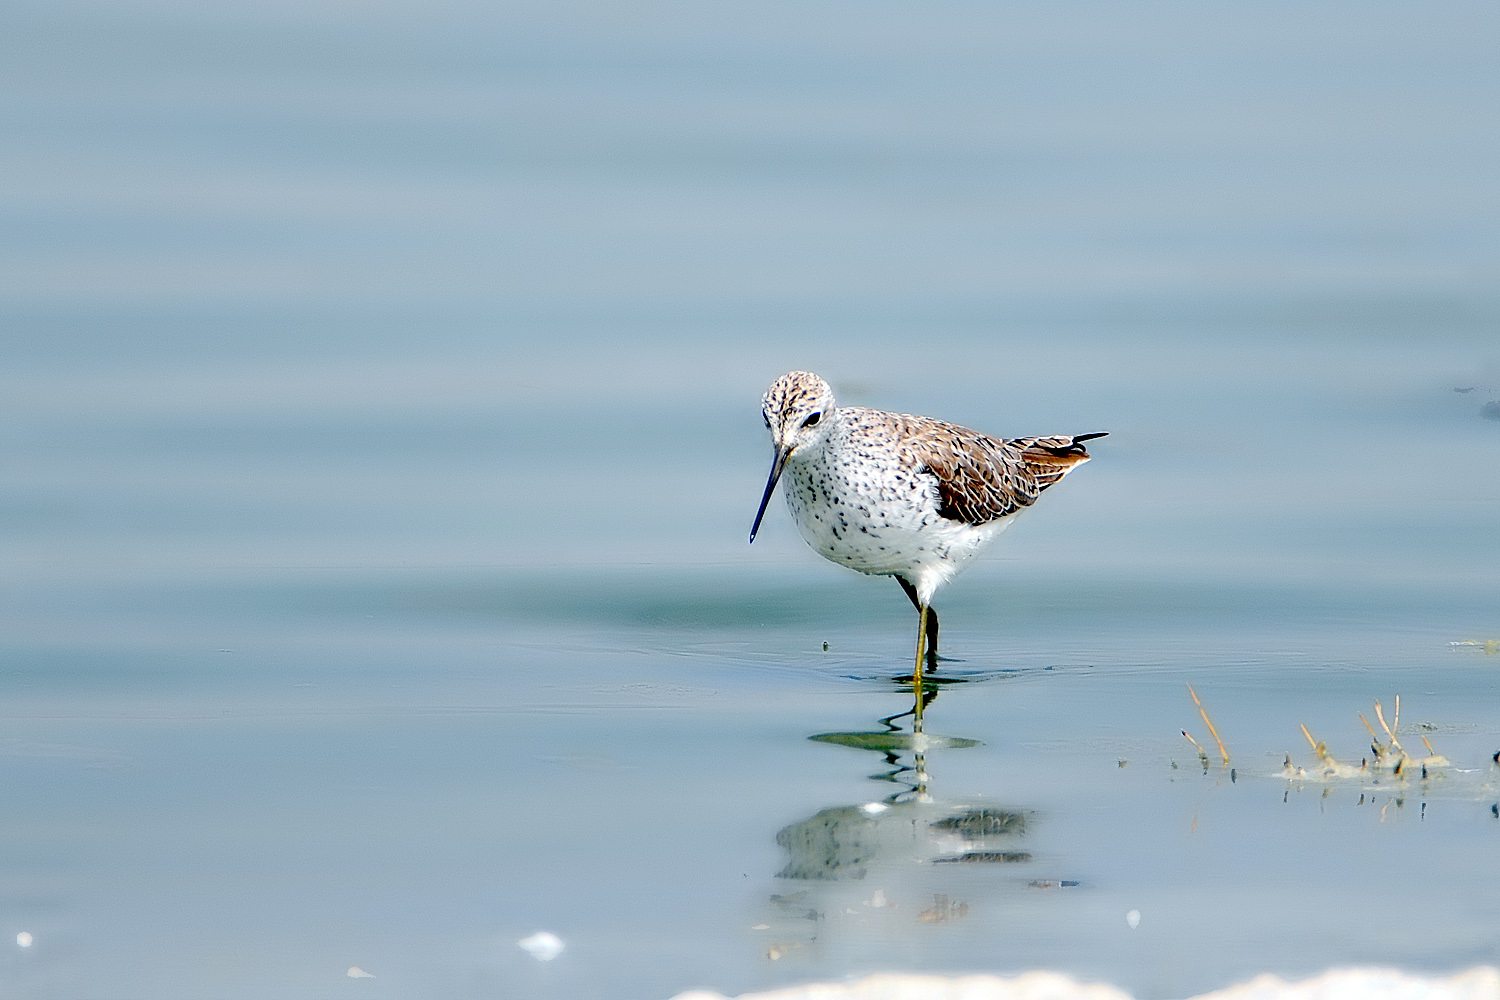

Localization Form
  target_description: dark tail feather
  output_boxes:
[1033,431,1108,458]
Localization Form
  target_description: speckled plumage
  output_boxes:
[751,371,1103,664]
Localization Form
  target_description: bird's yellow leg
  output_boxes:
[912,603,928,733]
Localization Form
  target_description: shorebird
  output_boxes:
[750,371,1103,718]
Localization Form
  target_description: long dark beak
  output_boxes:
[749,446,790,543]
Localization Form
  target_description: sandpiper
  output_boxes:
[750,371,1103,722]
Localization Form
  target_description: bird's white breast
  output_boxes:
[780,412,1012,602]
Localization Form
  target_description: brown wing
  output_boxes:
[907,426,1104,526]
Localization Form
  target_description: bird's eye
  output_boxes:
[802,412,822,428]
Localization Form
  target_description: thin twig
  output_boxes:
[1188,685,1230,765]
[1374,700,1405,755]
[1301,724,1330,761]
[1182,730,1210,765]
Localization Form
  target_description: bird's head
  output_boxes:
[761,370,836,456]
[750,371,836,542]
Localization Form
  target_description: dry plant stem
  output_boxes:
[1182,730,1210,765]
[1301,724,1330,762]
[1421,735,1435,756]
[1187,685,1230,765]
[1375,699,1404,755]
[1359,714,1385,755]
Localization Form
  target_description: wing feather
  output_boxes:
[905,425,1104,525]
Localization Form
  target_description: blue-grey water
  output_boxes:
[3,2,1500,998]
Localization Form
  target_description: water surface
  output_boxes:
[2,2,1500,998]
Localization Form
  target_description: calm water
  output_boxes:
[3,2,1500,998]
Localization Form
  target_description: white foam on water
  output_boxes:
[669,967,1500,1000]
[517,931,565,962]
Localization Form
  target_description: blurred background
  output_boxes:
[3,0,1497,585]
[1,2,1498,998]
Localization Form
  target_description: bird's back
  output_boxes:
[837,407,1101,527]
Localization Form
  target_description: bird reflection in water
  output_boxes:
[754,683,1041,964]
